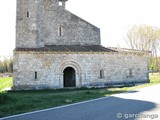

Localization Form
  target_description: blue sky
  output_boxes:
[0,0,160,56]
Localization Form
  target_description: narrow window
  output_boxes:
[100,70,104,79]
[27,11,29,17]
[35,72,37,79]
[58,26,63,36]
[129,69,133,76]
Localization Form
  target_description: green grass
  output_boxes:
[0,73,160,118]
[149,73,160,84]
[0,88,127,117]
[0,77,13,92]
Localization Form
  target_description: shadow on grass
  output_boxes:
[123,90,138,94]
[0,88,128,118]
[0,96,157,120]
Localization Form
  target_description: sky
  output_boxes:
[0,0,160,57]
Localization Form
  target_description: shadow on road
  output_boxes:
[1,96,157,120]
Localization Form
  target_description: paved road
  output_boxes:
[1,85,160,120]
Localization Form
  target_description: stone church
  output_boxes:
[13,0,149,90]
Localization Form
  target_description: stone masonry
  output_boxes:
[13,0,149,90]
[16,0,100,48]
[14,51,149,90]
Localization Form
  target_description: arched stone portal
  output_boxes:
[63,67,76,87]
[56,60,83,88]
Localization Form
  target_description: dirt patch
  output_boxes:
[0,73,13,78]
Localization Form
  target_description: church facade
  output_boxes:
[13,0,149,90]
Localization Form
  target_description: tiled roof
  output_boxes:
[15,45,117,52]
[15,45,150,54]
[108,47,151,53]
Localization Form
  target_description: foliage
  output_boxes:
[126,24,160,51]
[126,25,160,71]
[149,73,160,84]
[149,57,160,72]
[0,74,160,118]
[0,56,13,73]
[0,77,13,92]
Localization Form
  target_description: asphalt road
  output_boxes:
[1,85,160,120]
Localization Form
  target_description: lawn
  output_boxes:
[0,77,13,92]
[0,73,160,118]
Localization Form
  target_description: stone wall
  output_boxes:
[13,51,149,90]
[16,0,41,48]
[16,0,100,48]
[42,9,100,46]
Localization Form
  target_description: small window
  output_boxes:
[27,11,29,17]
[58,26,63,36]
[129,69,133,76]
[35,72,37,79]
[100,70,104,79]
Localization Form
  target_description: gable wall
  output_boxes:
[16,0,100,48]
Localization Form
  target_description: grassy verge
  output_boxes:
[0,73,160,118]
[0,77,13,92]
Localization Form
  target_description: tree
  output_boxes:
[0,56,13,73]
[126,25,160,72]
[0,60,4,73]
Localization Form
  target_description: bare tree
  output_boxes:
[0,56,13,73]
[126,24,160,72]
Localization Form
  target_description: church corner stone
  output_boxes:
[13,0,150,90]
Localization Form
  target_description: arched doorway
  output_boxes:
[63,67,76,87]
